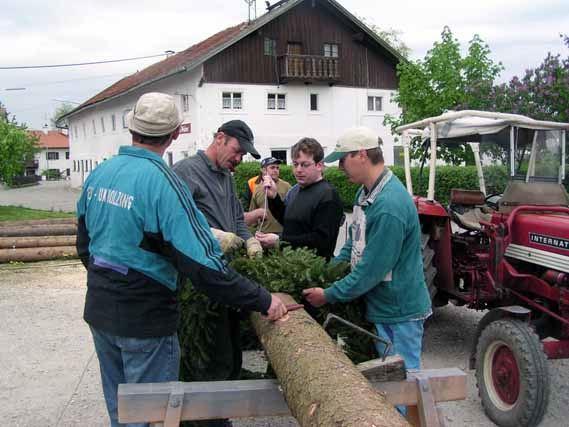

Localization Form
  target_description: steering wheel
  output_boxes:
[484,193,502,210]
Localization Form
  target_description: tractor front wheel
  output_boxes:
[475,319,549,427]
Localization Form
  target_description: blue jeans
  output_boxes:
[374,319,425,416]
[90,326,180,427]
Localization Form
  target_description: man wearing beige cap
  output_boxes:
[303,126,430,415]
[76,92,286,426]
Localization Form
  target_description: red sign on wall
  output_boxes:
[179,123,191,134]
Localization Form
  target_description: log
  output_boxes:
[0,235,76,249]
[0,246,77,263]
[250,293,409,427]
[0,225,77,237]
[0,217,76,228]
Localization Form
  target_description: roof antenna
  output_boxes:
[244,0,257,22]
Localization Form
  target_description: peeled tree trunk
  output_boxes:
[250,293,409,427]
[0,246,77,263]
[0,235,76,249]
[0,225,77,237]
[0,218,76,228]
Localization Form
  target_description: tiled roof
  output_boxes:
[77,23,248,111]
[30,131,69,149]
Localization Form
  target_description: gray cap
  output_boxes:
[127,92,182,137]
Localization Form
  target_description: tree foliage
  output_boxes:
[357,16,411,58]
[0,110,39,186]
[50,102,75,129]
[487,34,569,123]
[385,27,503,165]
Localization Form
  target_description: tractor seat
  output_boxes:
[448,189,492,231]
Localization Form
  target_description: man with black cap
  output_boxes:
[245,157,291,233]
[172,120,266,426]
[76,94,287,426]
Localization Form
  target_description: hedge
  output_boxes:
[235,162,515,208]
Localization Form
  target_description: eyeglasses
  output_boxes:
[292,161,316,169]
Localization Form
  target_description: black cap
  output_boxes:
[218,120,260,159]
[261,157,282,168]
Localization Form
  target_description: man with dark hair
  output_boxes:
[76,93,286,426]
[257,137,344,260]
[303,126,431,416]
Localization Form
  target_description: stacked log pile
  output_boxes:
[0,218,78,263]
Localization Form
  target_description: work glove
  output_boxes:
[210,228,244,254]
[255,231,280,249]
[246,237,264,258]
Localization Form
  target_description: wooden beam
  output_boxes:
[357,355,406,382]
[118,368,466,424]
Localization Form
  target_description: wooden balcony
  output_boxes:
[278,54,340,83]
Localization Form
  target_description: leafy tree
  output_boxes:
[50,102,75,129]
[488,34,569,123]
[385,27,503,165]
[357,16,411,58]
[0,110,39,186]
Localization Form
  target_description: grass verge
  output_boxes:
[0,206,75,222]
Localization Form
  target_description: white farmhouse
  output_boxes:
[29,130,71,179]
[63,0,403,187]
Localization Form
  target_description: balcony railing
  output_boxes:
[278,54,340,82]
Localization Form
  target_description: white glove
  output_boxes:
[246,237,263,258]
[210,228,244,253]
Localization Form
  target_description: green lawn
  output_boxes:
[0,206,76,222]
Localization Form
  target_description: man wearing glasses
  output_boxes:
[257,137,344,260]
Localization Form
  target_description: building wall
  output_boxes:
[36,148,71,178]
[204,1,398,89]
[68,71,400,187]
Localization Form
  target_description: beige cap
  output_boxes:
[324,126,382,162]
[127,92,182,137]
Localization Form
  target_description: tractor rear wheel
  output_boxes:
[475,319,549,427]
[421,232,438,302]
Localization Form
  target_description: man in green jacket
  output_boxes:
[303,127,431,414]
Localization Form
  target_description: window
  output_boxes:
[167,152,173,167]
[267,93,286,110]
[182,151,189,159]
[82,123,86,138]
[222,92,242,110]
[111,114,116,131]
[66,168,70,177]
[271,149,287,164]
[65,151,70,160]
[367,96,383,112]
[323,43,339,58]
[100,117,105,133]
[122,109,131,128]
[46,152,59,160]
[73,161,76,172]
[310,94,318,111]
[90,160,93,171]
[92,119,97,135]
[95,160,99,168]
[181,94,190,112]
[264,37,276,56]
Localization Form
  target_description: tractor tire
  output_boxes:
[475,319,549,427]
[421,233,438,303]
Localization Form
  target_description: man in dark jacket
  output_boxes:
[257,137,344,260]
[76,93,286,427]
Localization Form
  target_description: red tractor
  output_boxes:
[396,111,569,427]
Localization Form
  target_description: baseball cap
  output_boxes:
[324,126,382,163]
[127,92,182,137]
[261,157,282,168]
[218,120,260,159]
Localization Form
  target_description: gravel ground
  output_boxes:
[1,261,568,426]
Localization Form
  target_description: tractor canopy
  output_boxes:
[395,110,569,208]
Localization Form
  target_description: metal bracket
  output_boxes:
[323,313,391,361]
[415,374,443,427]
[163,381,185,427]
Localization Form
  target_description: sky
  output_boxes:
[1,0,568,130]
